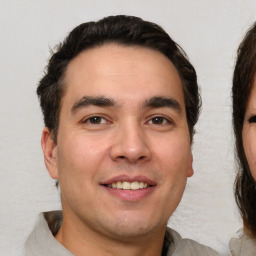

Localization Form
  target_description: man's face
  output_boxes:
[43,44,193,240]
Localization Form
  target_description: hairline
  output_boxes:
[53,42,191,143]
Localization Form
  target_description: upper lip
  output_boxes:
[100,175,156,186]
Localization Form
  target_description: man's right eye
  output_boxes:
[248,116,256,123]
[83,116,107,125]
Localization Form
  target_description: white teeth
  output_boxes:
[107,181,149,190]
[139,182,144,189]
[116,181,123,189]
[131,181,139,190]
[123,182,131,190]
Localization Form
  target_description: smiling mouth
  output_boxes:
[104,181,151,190]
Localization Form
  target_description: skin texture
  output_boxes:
[243,76,256,181]
[42,44,193,256]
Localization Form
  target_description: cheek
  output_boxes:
[155,135,190,162]
[155,138,189,211]
[152,134,191,180]
[56,134,109,185]
[243,125,256,181]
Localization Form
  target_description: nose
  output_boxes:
[110,120,151,164]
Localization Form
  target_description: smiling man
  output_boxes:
[25,15,219,256]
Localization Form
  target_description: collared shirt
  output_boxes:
[24,211,219,256]
[229,229,256,256]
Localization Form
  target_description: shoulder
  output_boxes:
[165,227,220,256]
[24,211,72,256]
[229,228,256,256]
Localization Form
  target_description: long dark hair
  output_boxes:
[232,21,256,237]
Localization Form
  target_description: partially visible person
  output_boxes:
[230,22,256,256]
[24,15,219,256]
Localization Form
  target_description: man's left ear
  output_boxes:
[41,127,58,179]
[187,153,194,177]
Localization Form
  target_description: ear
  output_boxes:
[187,152,194,178]
[41,127,58,179]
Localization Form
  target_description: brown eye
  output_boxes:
[248,116,256,123]
[149,117,169,125]
[85,116,107,124]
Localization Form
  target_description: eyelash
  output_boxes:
[81,115,172,126]
[248,116,256,123]
[82,116,108,125]
[148,116,171,125]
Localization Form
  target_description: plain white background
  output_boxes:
[0,1,256,255]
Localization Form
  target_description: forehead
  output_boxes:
[63,43,184,106]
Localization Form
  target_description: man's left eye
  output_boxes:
[149,117,169,125]
[84,116,107,124]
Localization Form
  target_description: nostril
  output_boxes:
[117,155,145,161]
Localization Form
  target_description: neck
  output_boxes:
[55,211,166,256]
[243,224,256,239]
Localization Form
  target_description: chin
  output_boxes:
[104,224,155,240]
[96,213,166,241]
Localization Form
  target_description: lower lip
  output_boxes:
[102,186,155,201]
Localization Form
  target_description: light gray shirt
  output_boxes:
[229,229,256,256]
[24,211,219,256]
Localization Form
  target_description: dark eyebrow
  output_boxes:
[143,96,182,112]
[71,96,115,113]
